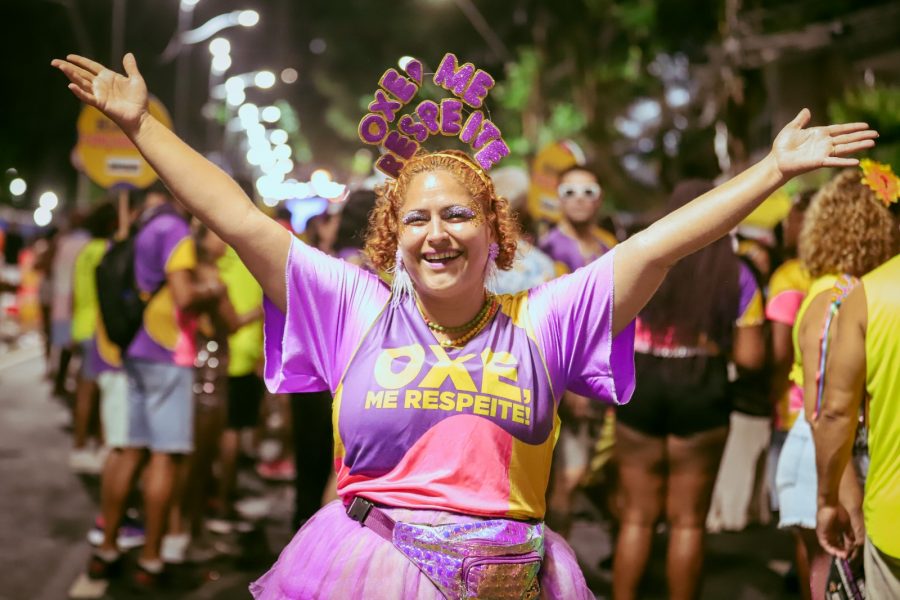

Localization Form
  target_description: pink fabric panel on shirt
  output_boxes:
[335,415,514,516]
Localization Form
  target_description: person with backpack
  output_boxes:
[89,182,223,589]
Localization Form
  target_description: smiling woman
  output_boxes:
[52,50,878,599]
[366,150,518,271]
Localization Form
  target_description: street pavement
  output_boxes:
[1,345,802,599]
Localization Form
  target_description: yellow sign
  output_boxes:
[527,140,585,223]
[75,97,172,190]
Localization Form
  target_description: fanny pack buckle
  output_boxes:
[347,496,374,523]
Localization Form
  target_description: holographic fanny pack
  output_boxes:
[347,497,544,600]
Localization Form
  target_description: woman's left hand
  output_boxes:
[771,109,878,179]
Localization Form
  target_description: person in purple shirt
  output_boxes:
[88,183,224,588]
[539,164,620,538]
[539,165,619,274]
[54,51,877,598]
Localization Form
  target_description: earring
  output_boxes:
[391,246,414,306]
[484,242,500,293]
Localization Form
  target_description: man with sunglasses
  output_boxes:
[539,165,618,274]
[539,165,619,540]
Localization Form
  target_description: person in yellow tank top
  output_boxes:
[775,168,899,600]
[816,166,900,597]
[69,203,118,472]
[816,256,900,595]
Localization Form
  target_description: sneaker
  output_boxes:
[87,552,122,581]
[87,515,146,549]
[160,533,190,564]
[92,445,110,465]
[131,562,164,592]
[206,514,254,535]
[69,448,104,474]
[256,458,295,482]
[184,533,221,564]
[235,496,273,521]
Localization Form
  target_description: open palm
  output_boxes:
[772,109,878,178]
[51,53,148,134]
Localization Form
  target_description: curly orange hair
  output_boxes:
[799,169,899,278]
[364,150,519,272]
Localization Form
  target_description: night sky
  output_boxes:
[1,0,516,214]
[5,0,898,219]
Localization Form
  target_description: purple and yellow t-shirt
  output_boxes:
[264,238,635,520]
[736,262,765,328]
[126,207,197,367]
[538,225,617,275]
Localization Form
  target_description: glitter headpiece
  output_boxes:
[357,53,510,179]
[860,159,900,208]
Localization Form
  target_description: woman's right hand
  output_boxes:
[51,53,148,135]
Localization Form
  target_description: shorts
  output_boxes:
[227,373,264,430]
[775,416,817,529]
[79,339,99,380]
[51,319,72,347]
[865,536,900,599]
[98,370,128,448]
[616,354,730,437]
[123,358,194,453]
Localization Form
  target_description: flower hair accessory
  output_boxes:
[357,53,510,178]
[860,159,900,207]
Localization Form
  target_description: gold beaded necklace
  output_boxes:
[418,294,499,348]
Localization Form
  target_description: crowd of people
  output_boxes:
[0,48,892,599]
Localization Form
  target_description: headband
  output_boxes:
[357,53,510,179]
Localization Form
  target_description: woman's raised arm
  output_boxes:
[52,53,292,310]
[611,109,877,334]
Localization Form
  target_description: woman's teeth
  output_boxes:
[424,251,462,263]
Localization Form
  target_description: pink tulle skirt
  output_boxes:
[250,500,593,599]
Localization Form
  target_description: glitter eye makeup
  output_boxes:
[401,211,428,226]
[443,205,477,220]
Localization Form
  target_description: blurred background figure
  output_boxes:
[88,184,222,589]
[763,189,813,592]
[334,189,378,268]
[540,164,620,541]
[776,169,898,600]
[207,227,266,537]
[2,222,25,268]
[612,180,765,600]
[49,211,89,399]
[69,202,118,474]
[490,166,556,295]
[539,165,617,273]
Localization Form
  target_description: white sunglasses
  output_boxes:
[558,183,602,199]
